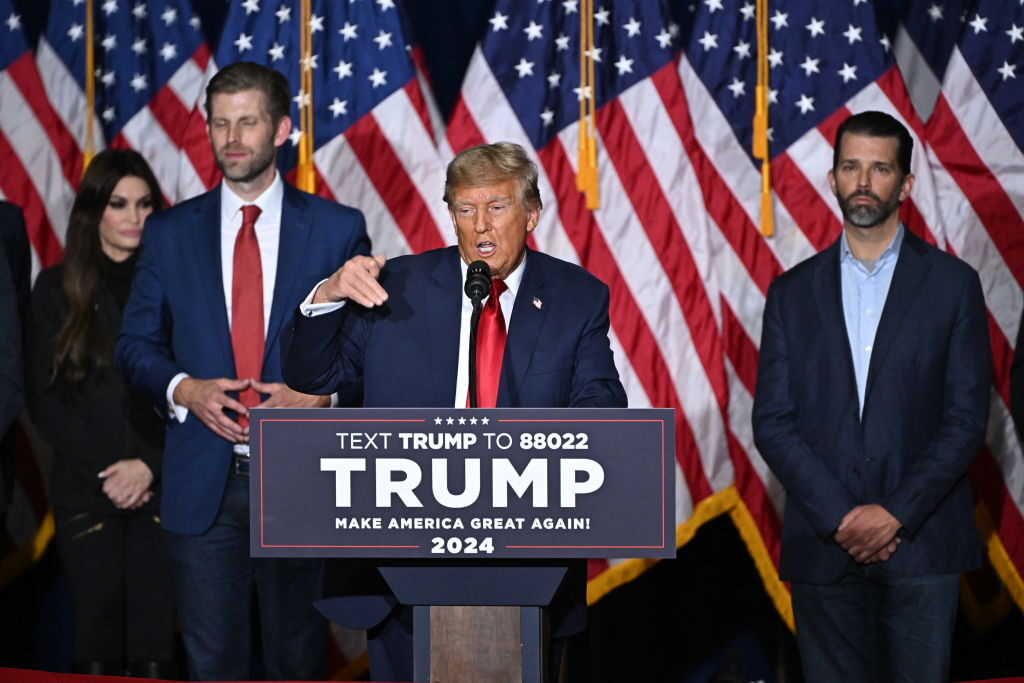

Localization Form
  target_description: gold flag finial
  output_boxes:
[753,0,772,236]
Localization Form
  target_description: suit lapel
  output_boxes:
[426,248,462,405]
[863,231,930,405]
[812,240,858,401]
[500,251,547,407]
[191,191,233,363]
[265,185,311,366]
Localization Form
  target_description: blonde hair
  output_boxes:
[443,142,542,211]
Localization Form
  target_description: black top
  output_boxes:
[26,256,164,514]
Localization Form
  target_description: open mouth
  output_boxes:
[477,242,497,257]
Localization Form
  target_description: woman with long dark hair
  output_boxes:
[26,149,176,678]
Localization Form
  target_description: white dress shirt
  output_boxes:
[299,253,527,407]
[166,174,285,422]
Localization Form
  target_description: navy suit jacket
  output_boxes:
[115,183,370,535]
[282,246,627,410]
[752,229,990,584]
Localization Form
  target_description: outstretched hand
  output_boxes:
[312,253,388,308]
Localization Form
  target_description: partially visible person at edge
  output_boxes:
[753,110,990,683]
[116,61,371,681]
[26,149,177,678]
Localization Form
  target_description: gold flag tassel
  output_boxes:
[296,0,316,193]
[752,0,772,237]
[576,0,599,209]
[82,0,96,175]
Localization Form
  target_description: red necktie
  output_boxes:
[231,204,263,427]
[475,278,508,408]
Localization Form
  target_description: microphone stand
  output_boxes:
[467,298,483,408]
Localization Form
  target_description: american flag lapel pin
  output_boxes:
[533,297,543,310]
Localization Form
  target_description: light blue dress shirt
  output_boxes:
[840,224,904,416]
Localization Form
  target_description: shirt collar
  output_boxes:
[840,222,905,265]
[220,171,284,225]
[459,250,528,300]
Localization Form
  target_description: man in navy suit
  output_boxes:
[753,111,990,683]
[116,62,370,680]
[283,142,626,680]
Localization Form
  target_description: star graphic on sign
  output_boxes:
[132,38,147,54]
[969,13,988,33]
[132,4,146,19]
[446,417,454,425]
[795,93,814,114]
[161,7,177,25]
[470,417,478,425]
[130,73,148,92]
[160,42,178,61]
[334,59,353,79]
[547,72,561,88]
[727,77,745,98]
[800,56,820,76]
[805,17,825,37]
[698,31,718,51]
[101,0,117,16]
[733,40,751,59]
[740,2,755,21]
[838,62,858,83]
[102,107,115,122]
[563,0,578,13]
[927,4,943,21]
[289,129,302,147]
[310,14,324,33]
[489,11,509,31]
[998,61,1017,80]
[101,33,117,50]
[329,98,348,117]
[843,24,863,44]
[268,43,285,61]
[242,0,259,15]
[540,108,554,126]
[235,33,254,53]
[623,17,641,37]
[368,67,388,87]
[615,54,634,74]
[339,21,358,41]
[555,33,570,50]
[705,0,723,12]
[514,58,535,78]
[524,20,543,40]
[768,47,783,68]
[1008,24,1024,44]
[374,29,393,49]
[458,417,466,425]
[655,28,672,48]
[481,417,490,425]
[276,4,291,22]
[434,417,443,425]
[770,10,788,30]
[594,7,610,26]
[377,0,396,10]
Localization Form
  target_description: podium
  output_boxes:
[250,407,675,682]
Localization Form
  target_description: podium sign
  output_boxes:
[250,407,674,559]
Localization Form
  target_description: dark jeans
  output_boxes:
[53,506,176,667]
[163,471,326,681]
[791,569,960,683]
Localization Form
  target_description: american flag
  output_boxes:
[898,0,1024,611]
[198,0,450,258]
[443,0,1024,622]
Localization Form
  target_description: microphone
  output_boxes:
[464,260,491,306]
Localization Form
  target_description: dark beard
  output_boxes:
[836,188,902,228]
